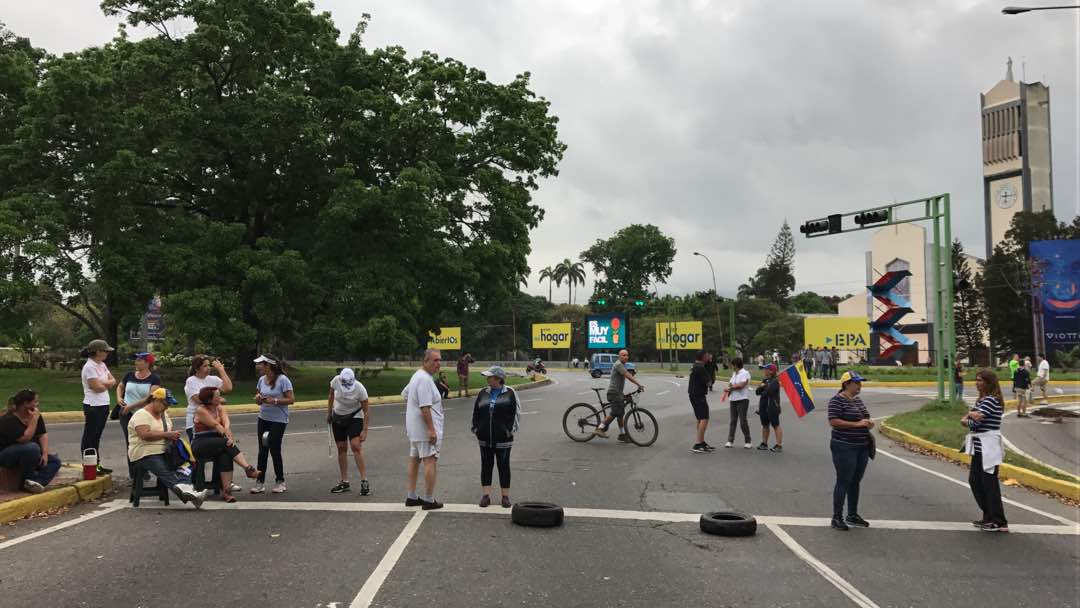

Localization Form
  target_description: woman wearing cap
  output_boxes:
[0,389,62,493]
[827,371,873,531]
[755,363,783,452]
[127,387,206,508]
[116,353,162,455]
[253,355,294,494]
[184,355,233,441]
[962,370,1008,532]
[470,366,520,508]
[81,339,117,475]
[327,368,371,495]
[192,387,260,503]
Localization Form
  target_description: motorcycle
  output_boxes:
[526,360,547,375]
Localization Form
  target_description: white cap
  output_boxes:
[253,355,272,363]
[339,368,356,386]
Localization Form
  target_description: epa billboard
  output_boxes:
[587,313,626,349]
[1031,239,1080,356]
[532,323,572,349]
[804,317,870,349]
[655,321,703,350]
[427,327,462,350]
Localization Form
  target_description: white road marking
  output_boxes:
[0,501,127,550]
[288,426,391,437]
[520,398,542,403]
[656,390,670,396]
[520,411,539,415]
[349,510,428,608]
[767,523,881,608]
[665,380,681,387]
[757,516,1078,535]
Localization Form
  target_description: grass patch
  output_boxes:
[1002,450,1079,484]
[0,366,531,412]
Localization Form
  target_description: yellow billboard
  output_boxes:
[803,317,869,349]
[427,327,462,350]
[655,321,703,350]
[532,323,572,349]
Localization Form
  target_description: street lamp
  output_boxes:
[1002,5,1080,14]
[692,252,725,360]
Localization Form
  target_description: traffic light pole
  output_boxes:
[801,194,955,404]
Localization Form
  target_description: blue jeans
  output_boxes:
[0,442,62,486]
[131,454,185,490]
[954,382,964,399]
[831,441,870,518]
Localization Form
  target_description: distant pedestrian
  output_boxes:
[803,345,816,377]
[703,352,719,393]
[962,370,1008,532]
[592,349,644,441]
[0,389,62,493]
[116,353,161,455]
[830,347,839,379]
[723,357,753,449]
[81,339,117,475]
[184,355,233,441]
[755,364,782,452]
[771,350,779,364]
[327,368,371,496]
[755,353,765,367]
[404,349,445,510]
[828,371,873,531]
[435,372,451,399]
[251,354,293,494]
[1008,353,1020,379]
[457,352,475,398]
[953,360,964,399]
[688,351,713,453]
[817,347,828,379]
[1033,355,1050,404]
[1012,361,1031,417]
[471,365,520,508]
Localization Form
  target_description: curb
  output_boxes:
[0,468,113,525]
[42,377,554,424]
[878,421,1080,501]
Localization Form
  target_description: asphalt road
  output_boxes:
[2,370,1078,608]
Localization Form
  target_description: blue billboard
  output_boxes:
[587,313,626,349]
[1031,239,1080,357]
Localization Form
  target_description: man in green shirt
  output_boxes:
[1008,353,1020,379]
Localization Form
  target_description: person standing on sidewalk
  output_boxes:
[593,349,644,441]
[1012,361,1031,417]
[962,370,1008,532]
[723,357,753,448]
[1033,355,1051,404]
[688,351,713,453]
[755,364,783,452]
[0,389,62,493]
[252,355,294,494]
[404,349,445,510]
[327,368,371,496]
[81,339,117,475]
[828,371,873,531]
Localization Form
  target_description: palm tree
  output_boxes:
[538,266,555,302]
[554,258,586,305]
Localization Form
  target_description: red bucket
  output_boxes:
[82,448,98,480]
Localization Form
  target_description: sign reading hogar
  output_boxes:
[655,321,703,350]
[532,323,572,349]
[427,327,462,350]
[587,313,626,349]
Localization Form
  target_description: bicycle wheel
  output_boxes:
[625,407,659,447]
[562,403,600,442]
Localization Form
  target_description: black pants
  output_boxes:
[480,445,512,489]
[831,441,870,518]
[192,436,240,473]
[727,399,750,443]
[969,453,1007,525]
[256,419,287,483]
[81,405,109,458]
[119,412,134,450]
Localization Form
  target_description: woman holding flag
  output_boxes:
[827,371,873,531]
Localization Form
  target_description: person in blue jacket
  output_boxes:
[471,366,520,508]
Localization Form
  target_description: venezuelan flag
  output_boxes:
[778,361,815,417]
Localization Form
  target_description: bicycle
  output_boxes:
[562,387,659,447]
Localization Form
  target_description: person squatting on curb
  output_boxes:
[0,389,62,494]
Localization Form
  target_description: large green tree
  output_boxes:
[0,3,565,371]
[580,224,676,303]
[738,221,796,306]
[951,239,987,362]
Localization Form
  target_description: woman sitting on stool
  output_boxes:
[192,387,260,503]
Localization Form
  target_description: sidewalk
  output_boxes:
[0,465,113,524]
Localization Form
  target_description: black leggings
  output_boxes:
[257,419,287,483]
[969,452,1007,525]
[192,436,240,473]
[480,446,511,489]
[81,405,109,457]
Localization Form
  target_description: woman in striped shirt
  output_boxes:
[827,371,873,531]
[962,370,1008,532]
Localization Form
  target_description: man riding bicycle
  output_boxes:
[593,349,645,442]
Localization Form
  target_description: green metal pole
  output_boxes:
[931,197,944,403]
[943,194,955,402]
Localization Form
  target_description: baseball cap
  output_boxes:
[480,365,507,380]
[253,355,273,363]
[339,368,356,387]
[150,387,179,405]
[764,363,778,373]
[133,352,156,366]
[839,371,866,385]
[86,339,114,353]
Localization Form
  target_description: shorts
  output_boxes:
[689,396,709,421]
[331,415,365,442]
[409,439,442,460]
[607,391,625,419]
[759,406,780,428]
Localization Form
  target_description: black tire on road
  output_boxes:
[624,407,659,447]
[699,511,757,537]
[562,403,599,442]
[512,502,564,527]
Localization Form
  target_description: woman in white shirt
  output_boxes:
[80,339,117,475]
[326,368,370,495]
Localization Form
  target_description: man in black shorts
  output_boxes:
[593,349,644,441]
[689,351,714,453]
[754,363,783,452]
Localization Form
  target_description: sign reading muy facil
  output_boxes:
[532,323,572,349]
[427,327,462,350]
[587,313,626,349]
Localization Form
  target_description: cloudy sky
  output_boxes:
[4,1,1077,303]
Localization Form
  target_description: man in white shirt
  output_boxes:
[723,357,753,448]
[403,349,444,510]
[1033,355,1051,405]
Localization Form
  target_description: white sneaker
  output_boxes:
[189,489,207,509]
[174,483,196,496]
[744,443,753,449]
[23,479,44,494]
[271,482,287,494]
[250,483,266,494]
[229,482,243,492]
[724,441,733,448]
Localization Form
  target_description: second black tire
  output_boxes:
[511,502,564,527]
[699,511,757,536]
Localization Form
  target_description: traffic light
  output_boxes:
[590,298,607,306]
[827,214,842,234]
[633,299,646,308]
[799,219,830,235]
[854,210,889,226]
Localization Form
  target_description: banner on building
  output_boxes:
[532,323,572,349]
[427,327,462,350]
[655,321,703,350]
[1031,239,1080,357]
[587,313,626,349]
[804,317,870,349]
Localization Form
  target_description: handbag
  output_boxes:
[867,432,877,460]
[162,415,188,469]
[109,403,122,421]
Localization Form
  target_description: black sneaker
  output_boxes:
[756,442,769,450]
[405,497,423,507]
[420,498,444,511]
[691,443,708,454]
[971,520,986,527]
[770,445,783,453]
[845,514,870,528]
[330,481,351,494]
[97,465,113,475]
[702,443,716,452]
[360,480,370,496]
[831,517,849,531]
[617,433,631,443]
[980,522,1009,533]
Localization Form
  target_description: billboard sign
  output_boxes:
[804,317,870,349]
[655,321,703,350]
[532,323,572,349]
[1031,239,1080,356]
[587,313,626,349]
[427,327,462,350]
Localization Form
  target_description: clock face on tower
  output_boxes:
[996,183,1017,209]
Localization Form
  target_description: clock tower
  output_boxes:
[980,58,1054,258]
